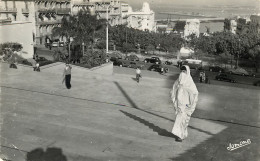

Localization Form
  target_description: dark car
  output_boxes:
[148,64,168,73]
[253,80,260,86]
[215,73,236,83]
[164,61,173,65]
[109,52,123,62]
[125,54,139,61]
[144,57,161,64]
[209,66,225,72]
[113,60,128,67]
[128,62,144,69]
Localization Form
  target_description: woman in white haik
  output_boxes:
[170,65,199,142]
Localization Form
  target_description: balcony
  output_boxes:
[73,2,95,6]
[22,8,29,14]
[38,9,56,14]
[37,20,61,26]
[0,8,17,13]
[56,8,70,15]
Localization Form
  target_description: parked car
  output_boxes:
[226,67,249,76]
[109,52,123,62]
[164,61,173,65]
[182,59,202,70]
[125,54,139,61]
[215,73,236,83]
[253,80,260,86]
[113,60,127,67]
[52,41,59,47]
[59,41,64,47]
[128,62,144,69]
[148,64,168,73]
[144,57,161,64]
[209,66,225,72]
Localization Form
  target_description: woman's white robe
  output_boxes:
[171,65,199,140]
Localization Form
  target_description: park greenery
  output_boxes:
[51,10,260,71]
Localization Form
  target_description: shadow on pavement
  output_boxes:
[120,110,177,138]
[26,147,67,161]
[115,82,215,136]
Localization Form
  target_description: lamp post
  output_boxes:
[106,5,109,54]
[82,42,85,56]
[69,37,73,63]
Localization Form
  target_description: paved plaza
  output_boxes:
[0,62,259,161]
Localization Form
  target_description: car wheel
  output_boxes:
[119,65,122,67]
[144,60,147,63]
[210,69,212,72]
[242,73,245,76]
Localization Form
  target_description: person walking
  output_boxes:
[136,67,141,83]
[170,65,199,142]
[62,63,72,89]
[8,54,17,69]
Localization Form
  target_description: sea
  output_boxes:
[152,5,259,19]
[149,5,259,33]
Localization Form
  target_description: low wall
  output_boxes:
[0,21,34,59]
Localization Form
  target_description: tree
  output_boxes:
[248,45,260,72]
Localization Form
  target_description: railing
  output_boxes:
[38,9,56,13]
[22,8,29,14]
[37,20,61,25]
[73,2,95,6]
[56,8,70,14]
[0,8,17,13]
[38,8,70,14]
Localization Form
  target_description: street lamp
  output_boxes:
[69,37,73,63]
[82,42,85,56]
[96,2,113,54]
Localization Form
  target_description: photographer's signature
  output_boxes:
[227,139,251,151]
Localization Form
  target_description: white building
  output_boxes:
[0,0,37,44]
[184,19,200,38]
[0,21,34,59]
[126,2,155,31]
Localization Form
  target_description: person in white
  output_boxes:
[136,67,141,83]
[170,65,199,142]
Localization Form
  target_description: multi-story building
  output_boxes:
[0,21,34,58]
[224,18,237,34]
[126,2,155,31]
[184,19,200,38]
[71,0,155,31]
[35,0,71,44]
[0,0,71,45]
[0,0,36,43]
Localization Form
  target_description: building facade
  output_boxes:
[184,19,200,38]
[0,0,36,43]
[35,0,71,44]
[0,21,34,58]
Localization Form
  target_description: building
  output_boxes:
[0,21,34,58]
[184,19,200,38]
[224,18,237,33]
[126,2,155,31]
[0,0,36,43]
[35,0,71,44]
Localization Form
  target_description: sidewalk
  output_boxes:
[0,62,259,161]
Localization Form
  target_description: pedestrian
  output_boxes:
[199,71,203,83]
[8,54,17,69]
[136,67,141,83]
[62,63,72,89]
[205,75,210,84]
[202,71,206,83]
[170,65,199,142]
[35,61,40,72]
